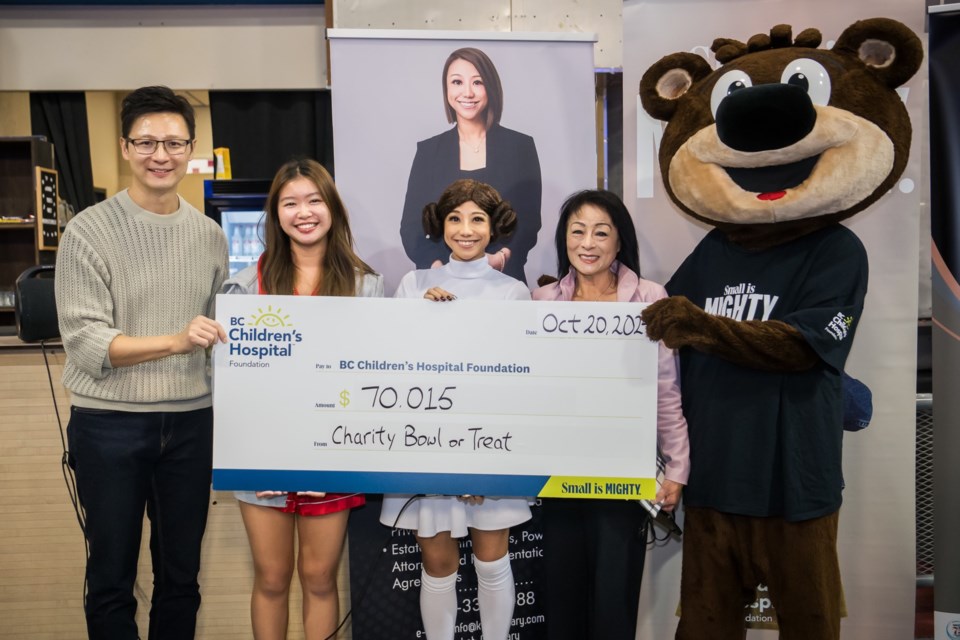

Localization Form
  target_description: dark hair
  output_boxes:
[441,48,504,129]
[554,190,641,278]
[423,179,516,243]
[120,86,196,140]
[260,158,374,297]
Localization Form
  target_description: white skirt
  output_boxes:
[380,494,532,538]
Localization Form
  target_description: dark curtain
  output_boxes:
[930,12,960,279]
[29,92,97,213]
[929,8,960,621]
[604,71,624,198]
[209,90,334,180]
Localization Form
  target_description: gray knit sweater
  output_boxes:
[55,189,229,411]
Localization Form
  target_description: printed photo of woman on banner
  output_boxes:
[398,47,542,284]
[328,31,597,293]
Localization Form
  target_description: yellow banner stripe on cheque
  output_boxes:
[538,476,658,500]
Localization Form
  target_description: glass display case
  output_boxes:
[203,179,271,276]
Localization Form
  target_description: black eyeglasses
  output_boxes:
[125,138,193,155]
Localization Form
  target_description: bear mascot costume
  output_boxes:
[638,17,922,639]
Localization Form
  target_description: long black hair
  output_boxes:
[553,189,641,278]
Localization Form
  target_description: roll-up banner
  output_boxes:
[329,30,597,640]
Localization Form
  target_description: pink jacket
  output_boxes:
[531,262,690,484]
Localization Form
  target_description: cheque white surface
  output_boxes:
[213,295,659,499]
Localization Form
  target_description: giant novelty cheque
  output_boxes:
[213,295,659,499]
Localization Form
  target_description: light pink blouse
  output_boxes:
[531,262,690,484]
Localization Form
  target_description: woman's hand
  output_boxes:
[424,287,456,302]
[296,491,327,498]
[486,248,511,272]
[457,494,485,506]
[254,491,286,498]
[656,479,683,512]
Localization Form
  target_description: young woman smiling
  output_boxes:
[221,158,383,640]
[384,179,530,640]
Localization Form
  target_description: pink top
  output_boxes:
[531,262,690,484]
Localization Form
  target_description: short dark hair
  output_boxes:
[120,86,196,140]
[554,190,641,278]
[423,179,516,242]
[441,48,503,129]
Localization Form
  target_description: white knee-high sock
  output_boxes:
[474,554,515,640]
[420,569,458,640]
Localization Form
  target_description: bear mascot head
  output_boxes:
[640,18,922,249]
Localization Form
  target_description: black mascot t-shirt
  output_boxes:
[667,224,868,521]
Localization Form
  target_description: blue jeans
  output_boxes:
[67,406,213,640]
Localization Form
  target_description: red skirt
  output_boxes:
[270,492,365,516]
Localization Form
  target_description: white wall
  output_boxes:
[0,0,623,94]
[331,0,623,68]
[0,5,328,90]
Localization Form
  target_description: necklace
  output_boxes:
[575,276,617,301]
[459,135,485,153]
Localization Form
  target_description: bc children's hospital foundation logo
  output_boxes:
[228,305,303,359]
[824,311,854,341]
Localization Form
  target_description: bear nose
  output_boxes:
[715,83,816,152]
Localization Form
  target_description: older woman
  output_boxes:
[399,47,542,284]
[532,189,690,640]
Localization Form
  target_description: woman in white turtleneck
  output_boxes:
[382,179,530,640]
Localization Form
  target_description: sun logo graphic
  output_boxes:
[249,305,293,329]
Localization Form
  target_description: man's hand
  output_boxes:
[173,315,228,353]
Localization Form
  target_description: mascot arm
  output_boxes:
[642,295,819,372]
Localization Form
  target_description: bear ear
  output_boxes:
[833,17,923,88]
[640,52,713,121]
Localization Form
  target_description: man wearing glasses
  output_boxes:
[55,85,229,640]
